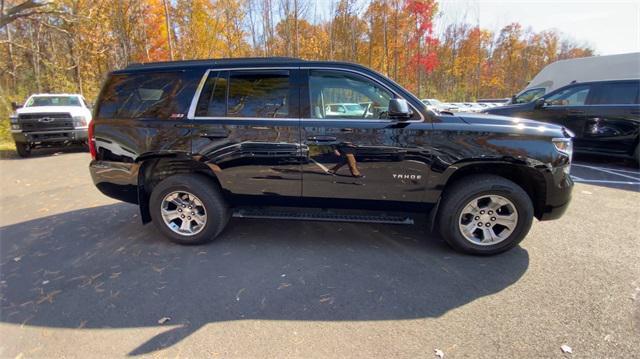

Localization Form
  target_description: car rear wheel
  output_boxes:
[438,175,534,255]
[15,142,31,158]
[149,174,229,245]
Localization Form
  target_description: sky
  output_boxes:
[436,0,640,55]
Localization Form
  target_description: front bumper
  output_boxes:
[11,129,88,145]
[538,164,573,221]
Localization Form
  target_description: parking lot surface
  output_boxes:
[0,150,639,358]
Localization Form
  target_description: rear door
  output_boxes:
[190,68,302,198]
[299,68,431,203]
[580,81,640,155]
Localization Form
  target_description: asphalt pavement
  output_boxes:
[0,148,638,358]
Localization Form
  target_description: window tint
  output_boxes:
[589,82,639,105]
[226,70,290,118]
[309,70,393,119]
[97,72,194,119]
[195,71,228,117]
[545,85,591,106]
[513,88,545,104]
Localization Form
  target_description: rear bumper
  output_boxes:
[90,160,140,204]
[538,165,573,221]
[12,129,88,144]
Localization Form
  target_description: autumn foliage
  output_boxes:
[0,0,594,139]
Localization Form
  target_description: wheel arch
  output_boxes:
[137,154,222,224]
[438,161,547,220]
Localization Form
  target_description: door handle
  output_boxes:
[340,128,354,133]
[174,123,193,129]
[568,110,585,115]
[630,110,640,115]
[306,135,337,142]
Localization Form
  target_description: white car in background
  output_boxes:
[9,93,93,157]
[421,99,459,112]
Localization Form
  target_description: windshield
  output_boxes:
[513,88,545,104]
[26,96,81,107]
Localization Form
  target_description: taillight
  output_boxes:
[88,121,97,160]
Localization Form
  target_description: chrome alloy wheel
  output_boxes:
[160,191,207,236]
[458,195,518,246]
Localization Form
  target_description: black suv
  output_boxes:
[89,58,573,255]
[484,79,640,164]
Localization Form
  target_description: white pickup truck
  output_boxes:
[10,94,93,157]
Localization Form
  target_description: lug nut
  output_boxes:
[178,209,182,212]
[188,216,191,220]
[477,222,483,226]
[488,210,493,215]
[480,210,485,214]
[491,217,496,221]
[182,205,186,208]
[486,223,491,227]
[181,214,185,218]
[474,216,480,220]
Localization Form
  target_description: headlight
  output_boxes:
[9,114,18,123]
[11,124,21,130]
[72,115,88,128]
[552,138,573,156]
[552,138,573,174]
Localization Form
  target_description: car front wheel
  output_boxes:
[438,175,534,255]
[15,142,31,158]
[149,174,229,245]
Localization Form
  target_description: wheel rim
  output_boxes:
[160,191,207,236]
[458,194,518,246]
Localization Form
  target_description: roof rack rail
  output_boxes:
[126,57,302,69]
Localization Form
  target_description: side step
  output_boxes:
[232,208,414,225]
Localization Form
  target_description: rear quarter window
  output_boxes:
[589,82,640,105]
[97,71,201,119]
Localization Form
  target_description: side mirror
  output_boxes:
[534,98,546,109]
[11,102,21,110]
[511,95,517,103]
[388,98,412,120]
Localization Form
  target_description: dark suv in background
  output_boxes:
[89,58,573,255]
[484,79,640,164]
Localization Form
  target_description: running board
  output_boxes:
[232,208,414,225]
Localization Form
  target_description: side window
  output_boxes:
[545,85,591,106]
[588,82,639,105]
[309,70,394,119]
[227,70,290,118]
[195,71,228,117]
[97,72,193,119]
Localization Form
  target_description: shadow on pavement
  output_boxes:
[0,204,529,355]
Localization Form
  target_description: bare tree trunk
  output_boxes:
[162,0,174,60]
[5,22,17,89]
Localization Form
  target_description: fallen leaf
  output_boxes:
[42,280,49,285]
[434,349,444,358]
[561,344,572,354]
[277,283,291,290]
[236,288,245,301]
[158,317,171,324]
[13,257,21,262]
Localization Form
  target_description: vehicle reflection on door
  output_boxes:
[301,121,432,203]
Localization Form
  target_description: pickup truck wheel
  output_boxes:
[149,174,229,245]
[438,175,534,255]
[15,142,31,158]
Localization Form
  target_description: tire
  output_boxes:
[437,174,534,255]
[15,142,31,158]
[149,174,230,245]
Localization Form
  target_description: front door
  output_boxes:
[533,84,592,141]
[190,69,302,198]
[300,69,431,203]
